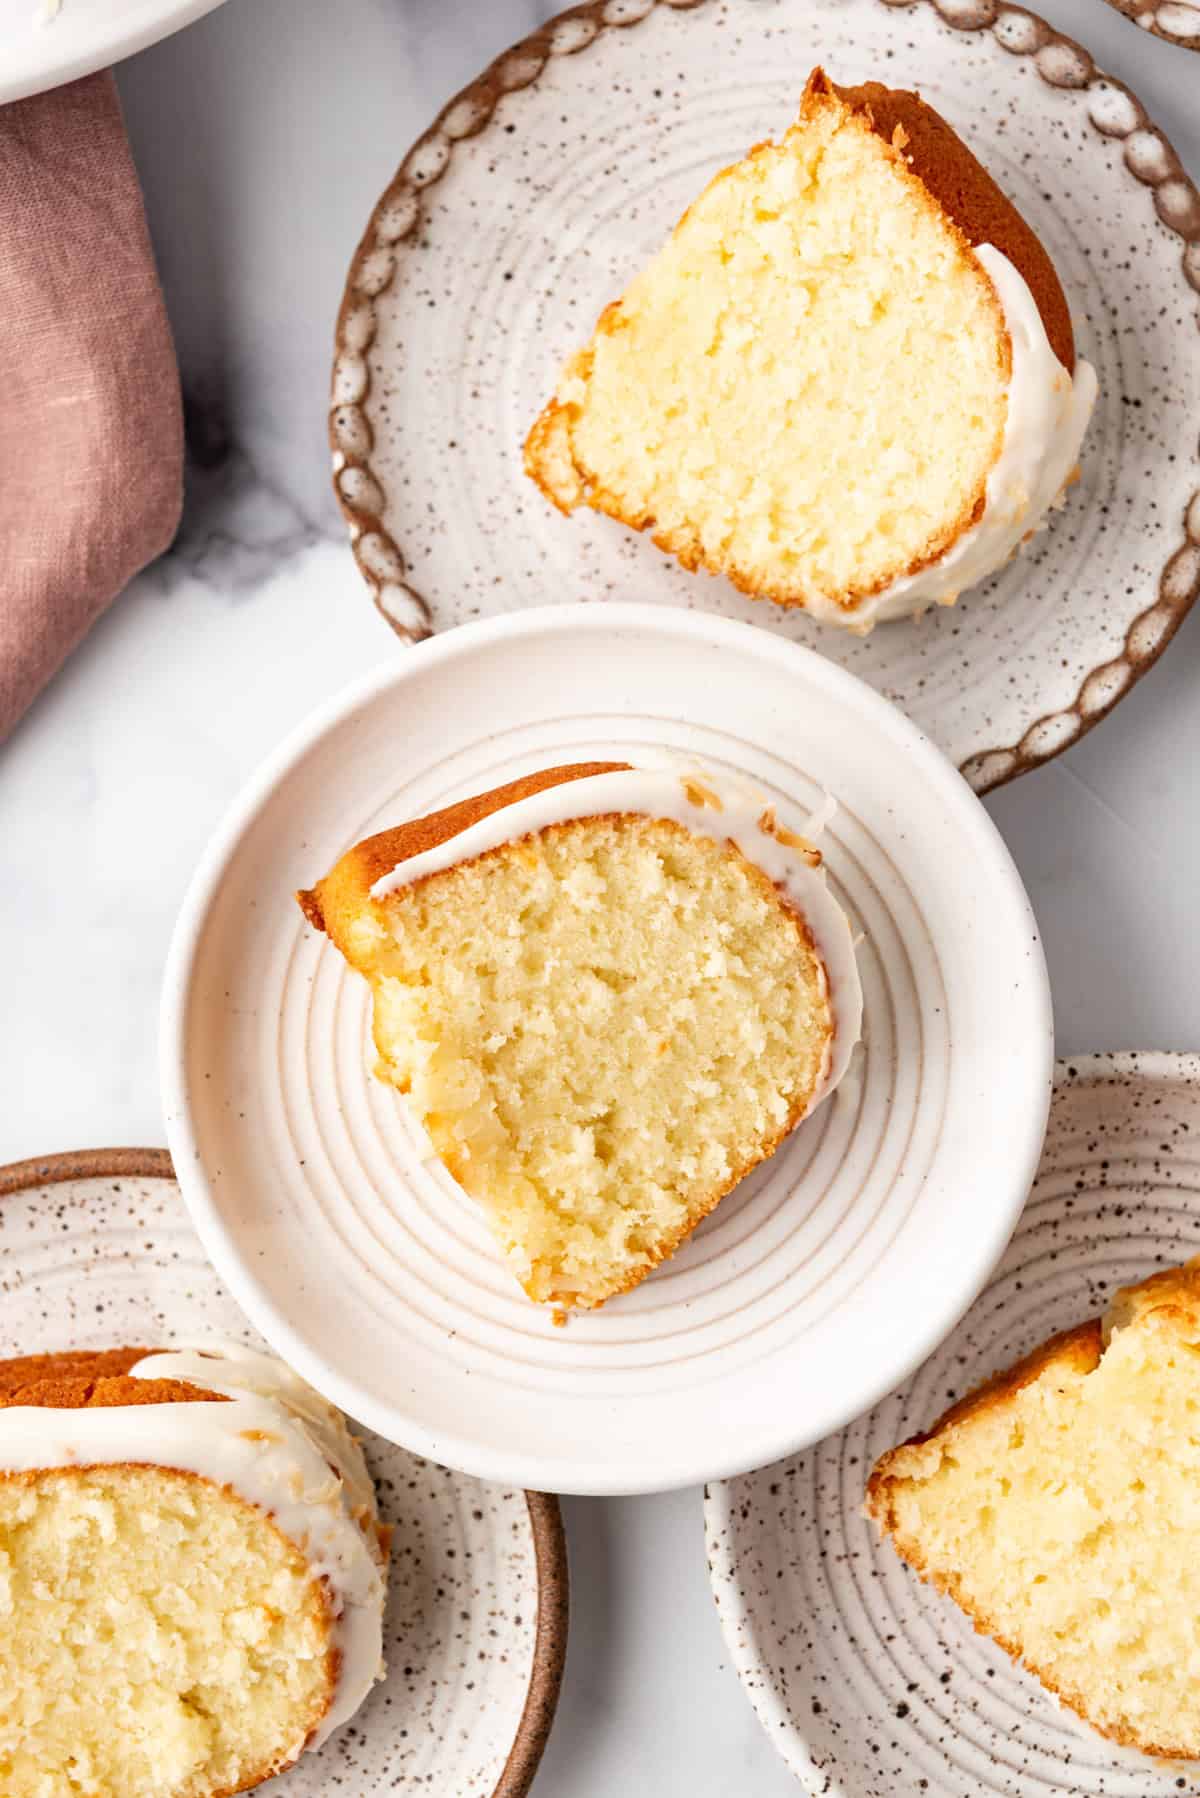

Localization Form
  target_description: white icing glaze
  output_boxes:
[0,1341,386,1754]
[810,244,1098,633]
[370,765,863,1115]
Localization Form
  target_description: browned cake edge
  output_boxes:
[864,1266,1200,1757]
[296,760,630,954]
[525,68,1076,612]
[0,1346,227,1409]
[824,72,1074,372]
[0,1346,341,1796]
[296,763,836,1309]
[1098,1257,1200,1344]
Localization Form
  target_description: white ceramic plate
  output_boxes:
[0,1148,567,1798]
[162,603,1052,1495]
[332,0,1200,794]
[0,0,227,106]
[705,1052,1200,1797]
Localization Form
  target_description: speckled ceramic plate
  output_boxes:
[1101,0,1200,53]
[705,1052,1200,1797]
[332,0,1200,795]
[162,602,1052,1496]
[0,1148,567,1798]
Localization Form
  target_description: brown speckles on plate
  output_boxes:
[332,0,1200,795]
[0,1149,568,1798]
[706,1053,1200,1796]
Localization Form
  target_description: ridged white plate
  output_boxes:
[332,0,1200,792]
[706,1053,1200,1796]
[162,603,1052,1495]
[0,1150,566,1798]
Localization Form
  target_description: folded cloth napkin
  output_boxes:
[0,72,183,742]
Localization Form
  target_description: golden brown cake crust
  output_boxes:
[0,1347,339,1798]
[822,72,1075,371]
[863,1273,1200,1757]
[862,1323,1112,1741]
[0,1347,227,1409]
[298,763,836,1309]
[297,760,630,948]
[864,1261,1200,1519]
[525,69,1075,613]
[865,1320,1101,1504]
[1098,1256,1200,1341]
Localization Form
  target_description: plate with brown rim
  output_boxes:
[704,1053,1200,1796]
[0,1147,568,1798]
[332,0,1200,795]
[1099,0,1200,54]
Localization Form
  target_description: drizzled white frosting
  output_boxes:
[812,244,1098,633]
[370,765,863,1115]
[0,1341,387,1754]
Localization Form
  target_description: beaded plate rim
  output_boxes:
[0,1145,569,1798]
[1101,0,1200,53]
[702,1048,1200,1795]
[330,0,1200,796]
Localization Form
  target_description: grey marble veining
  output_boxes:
[1,2,1199,1794]
[117,0,556,547]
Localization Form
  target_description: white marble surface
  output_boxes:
[0,1,1197,1791]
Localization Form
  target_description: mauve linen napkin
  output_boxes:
[0,71,183,742]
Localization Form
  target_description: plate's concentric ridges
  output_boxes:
[165,608,1049,1491]
[0,1159,566,1798]
[707,1053,1200,1797]
[333,0,1200,793]
[243,721,940,1389]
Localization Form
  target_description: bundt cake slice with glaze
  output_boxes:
[525,70,1096,630]
[298,761,862,1311]
[0,1342,387,1797]
[866,1260,1200,1756]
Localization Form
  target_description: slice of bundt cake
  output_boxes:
[525,70,1097,630]
[865,1260,1200,1756]
[298,762,861,1310]
[0,1342,387,1797]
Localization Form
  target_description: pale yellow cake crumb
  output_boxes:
[866,1261,1200,1757]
